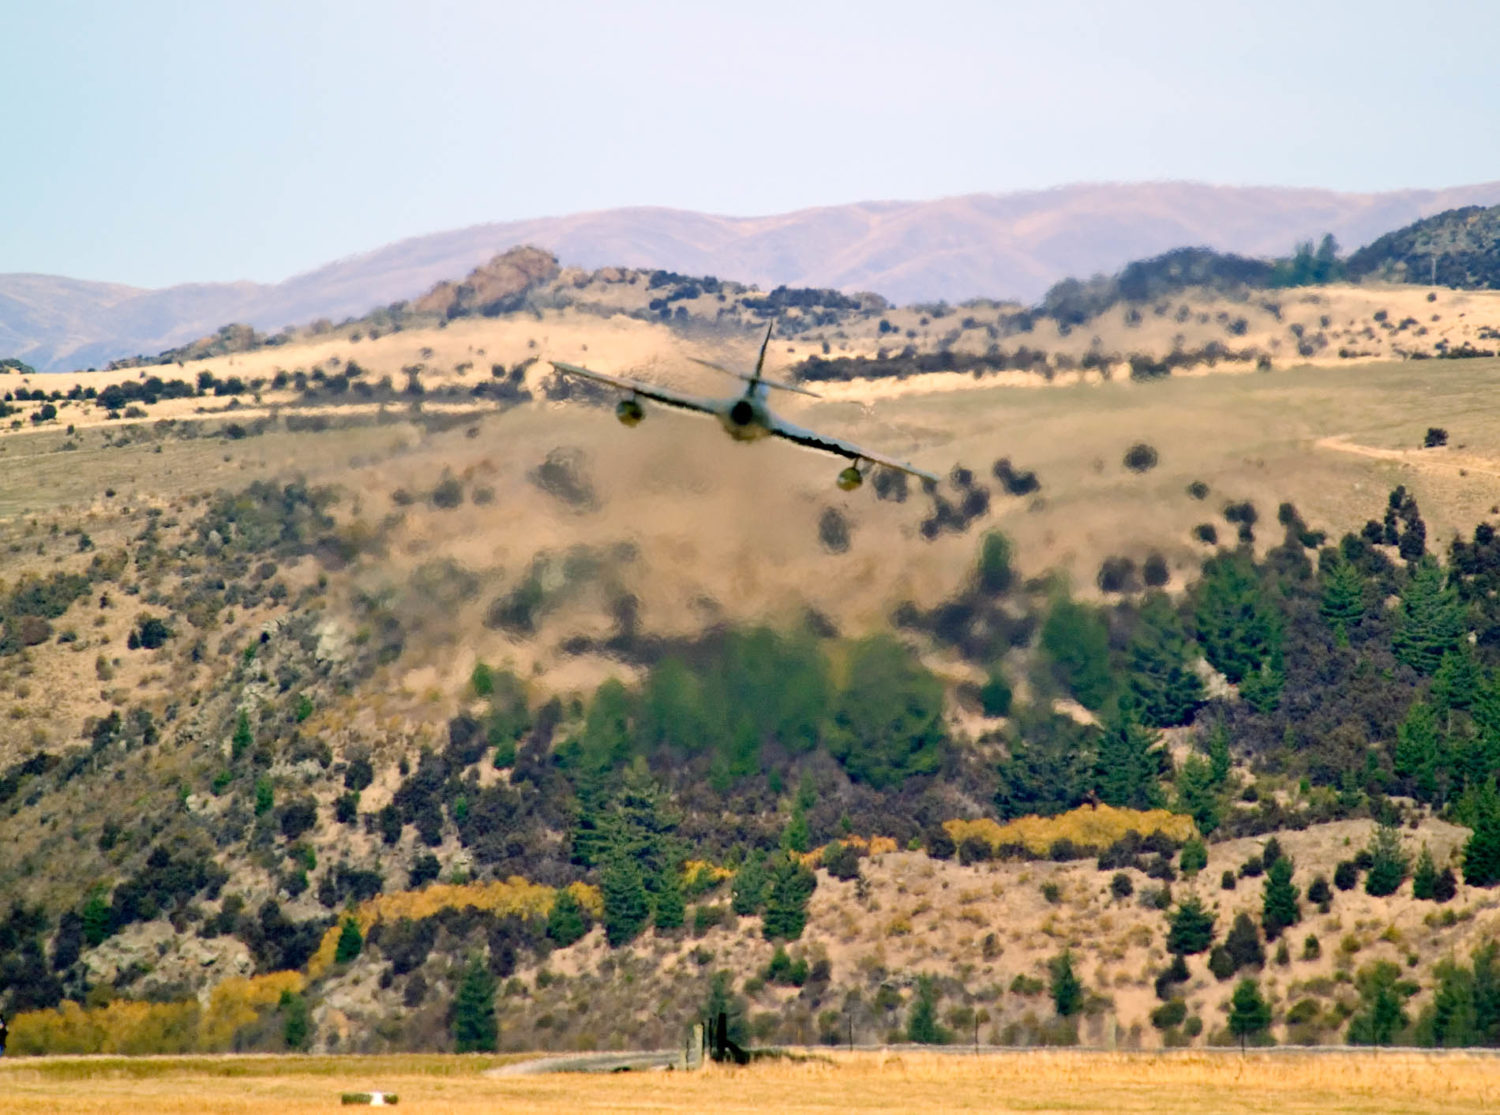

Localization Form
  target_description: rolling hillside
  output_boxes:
[10,180,1500,372]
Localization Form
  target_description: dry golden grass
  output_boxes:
[2,1050,1498,1113]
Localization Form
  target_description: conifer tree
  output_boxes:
[1126,593,1205,727]
[1239,643,1285,714]
[782,803,811,854]
[1393,559,1465,675]
[1365,822,1410,897]
[1165,895,1215,956]
[1049,950,1084,1017]
[1473,942,1500,1042]
[1418,960,1479,1048]
[1307,874,1332,910]
[451,955,499,1052]
[334,916,363,963]
[546,887,588,946]
[1173,756,1220,835]
[908,975,950,1042]
[762,852,817,941]
[1411,845,1439,900]
[1463,789,1500,886]
[1433,648,1482,713]
[1179,837,1208,875]
[1347,961,1411,1046]
[731,854,768,916]
[1319,558,1367,639]
[280,990,311,1051]
[1261,856,1301,939]
[1096,696,1164,810]
[1227,978,1271,1047]
[1206,722,1232,786]
[1224,911,1265,971]
[232,710,254,760]
[1395,701,1442,802]
[653,864,685,932]
[1195,550,1278,685]
[1040,593,1115,710]
[601,855,651,946]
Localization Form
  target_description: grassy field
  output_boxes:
[1,1050,1498,1113]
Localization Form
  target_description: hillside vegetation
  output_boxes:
[7,252,1500,1057]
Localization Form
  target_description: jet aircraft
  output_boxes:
[548,324,938,490]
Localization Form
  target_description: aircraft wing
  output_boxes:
[549,361,722,417]
[766,415,940,483]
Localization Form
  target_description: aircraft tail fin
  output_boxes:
[686,356,820,397]
[751,321,774,383]
[685,321,820,397]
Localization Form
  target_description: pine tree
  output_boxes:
[1224,911,1265,972]
[231,710,253,761]
[1463,789,1500,886]
[1307,874,1332,910]
[1096,696,1164,810]
[1239,643,1285,714]
[1126,593,1205,727]
[1227,978,1272,1047]
[1395,701,1442,802]
[1195,550,1278,685]
[1049,950,1084,1017]
[1347,961,1410,1046]
[1433,648,1482,712]
[1365,823,1410,897]
[601,855,651,947]
[280,990,311,1051]
[1392,559,1465,675]
[1261,856,1301,939]
[1165,895,1215,956]
[782,803,811,854]
[1423,960,1479,1048]
[546,887,588,947]
[1173,756,1220,835]
[653,864,685,932]
[1473,942,1500,1042]
[1040,594,1116,710]
[762,852,816,941]
[1179,837,1208,875]
[908,974,950,1042]
[451,955,499,1052]
[1207,722,1232,786]
[731,854,768,916]
[1411,845,1439,901]
[334,916,363,963]
[1319,558,1367,638]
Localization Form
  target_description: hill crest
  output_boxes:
[11,180,1500,371]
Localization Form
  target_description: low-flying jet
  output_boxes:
[548,324,938,490]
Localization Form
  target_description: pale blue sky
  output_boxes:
[5,0,1498,287]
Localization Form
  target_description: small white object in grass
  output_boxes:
[340,1092,399,1105]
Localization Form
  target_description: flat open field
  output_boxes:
[2,1051,1499,1114]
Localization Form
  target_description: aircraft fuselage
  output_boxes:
[715,386,774,443]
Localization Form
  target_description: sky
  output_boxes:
[6,0,1500,288]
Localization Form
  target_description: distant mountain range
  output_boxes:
[8,180,1500,372]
